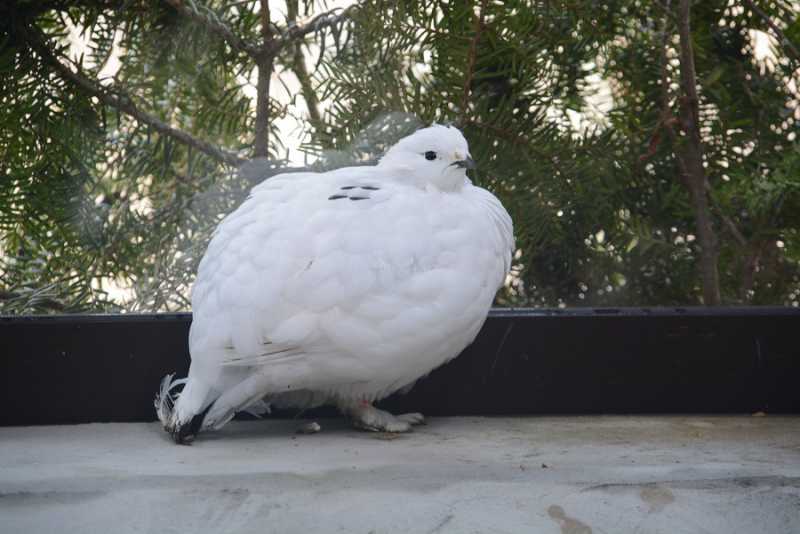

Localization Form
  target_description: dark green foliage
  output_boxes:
[1,0,799,313]
[312,0,799,306]
[1,0,259,312]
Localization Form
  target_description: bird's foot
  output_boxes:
[348,403,425,433]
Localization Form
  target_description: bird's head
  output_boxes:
[378,124,476,191]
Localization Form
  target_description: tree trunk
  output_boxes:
[253,55,273,158]
[253,0,273,158]
[676,0,722,305]
[286,0,324,137]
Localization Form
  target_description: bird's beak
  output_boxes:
[453,157,477,170]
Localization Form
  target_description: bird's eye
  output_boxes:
[424,151,437,161]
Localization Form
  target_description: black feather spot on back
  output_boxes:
[349,196,370,201]
[328,194,348,200]
[360,185,380,190]
[340,185,357,190]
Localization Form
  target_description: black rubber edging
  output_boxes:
[1,307,798,425]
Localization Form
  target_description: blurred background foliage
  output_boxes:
[1,0,798,313]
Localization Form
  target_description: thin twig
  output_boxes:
[460,0,489,124]
[286,0,324,135]
[279,2,361,48]
[259,0,272,45]
[253,0,273,158]
[162,0,261,58]
[676,1,702,145]
[641,0,680,166]
[714,205,748,247]
[24,25,246,166]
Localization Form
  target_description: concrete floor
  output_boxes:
[1,416,798,534]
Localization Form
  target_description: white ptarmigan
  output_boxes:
[155,124,514,443]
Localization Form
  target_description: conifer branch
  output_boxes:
[161,0,360,158]
[163,0,362,57]
[24,24,246,167]
[466,120,566,176]
[0,290,66,312]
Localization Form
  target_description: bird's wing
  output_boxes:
[220,342,305,367]
[189,167,399,364]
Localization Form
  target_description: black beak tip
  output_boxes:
[455,157,477,170]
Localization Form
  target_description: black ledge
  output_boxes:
[1,307,798,426]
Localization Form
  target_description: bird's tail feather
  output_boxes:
[155,373,214,444]
[154,373,187,429]
[155,372,277,440]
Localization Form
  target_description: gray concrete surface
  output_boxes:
[1,416,798,534]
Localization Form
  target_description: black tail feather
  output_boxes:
[173,402,214,445]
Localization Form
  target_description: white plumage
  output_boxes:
[156,125,514,443]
